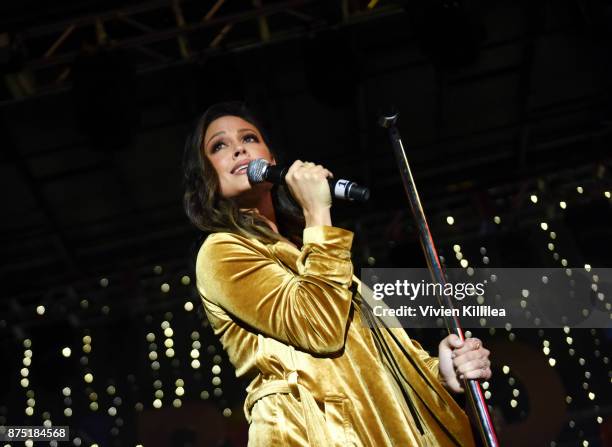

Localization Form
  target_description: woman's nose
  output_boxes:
[233,146,247,158]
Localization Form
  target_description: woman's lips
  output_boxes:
[231,160,251,174]
[233,165,248,175]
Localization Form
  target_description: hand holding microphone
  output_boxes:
[247,159,370,203]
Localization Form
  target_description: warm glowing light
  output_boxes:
[153,399,162,409]
[181,275,191,285]
[540,222,548,230]
[164,328,173,338]
[493,216,501,224]
[446,216,454,225]
[62,347,71,357]
[161,283,170,293]
[36,305,45,315]
[84,373,93,383]
[184,301,194,311]
[559,201,567,209]
[530,194,538,203]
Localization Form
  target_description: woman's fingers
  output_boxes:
[284,160,333,225]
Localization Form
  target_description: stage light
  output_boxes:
[184,301,194,311]
[161,283,170,293]
[62,347,71,357]
[530,195,538,203]
[181,275,191,285]
[446,216,454,225]
[493,216,501,224]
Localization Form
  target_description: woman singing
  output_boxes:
[183,102,491,446]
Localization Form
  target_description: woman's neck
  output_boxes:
[240,191,279,234]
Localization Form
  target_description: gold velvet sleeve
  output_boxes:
[196,226,355,354]
[390,328,441,380]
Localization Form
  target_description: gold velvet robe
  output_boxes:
[196,226,475,446]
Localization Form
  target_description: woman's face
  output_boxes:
[203,115,275,202]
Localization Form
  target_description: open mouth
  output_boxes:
[232,160,250,175]
[233,164,248,175]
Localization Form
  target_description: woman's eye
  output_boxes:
[211,141,225,153]
[243,134,258,143]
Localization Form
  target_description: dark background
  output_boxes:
[0,0,611,446]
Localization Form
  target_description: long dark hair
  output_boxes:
[182,101,304,245]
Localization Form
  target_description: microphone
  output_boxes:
[247,159,370,202]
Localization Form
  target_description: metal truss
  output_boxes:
[3,0,400,99]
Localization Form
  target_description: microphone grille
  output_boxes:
[247,158,269,184]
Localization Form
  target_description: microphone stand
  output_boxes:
[378,111,500,447]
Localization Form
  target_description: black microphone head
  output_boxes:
[247,159,269,184]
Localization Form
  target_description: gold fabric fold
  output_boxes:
[196,226,475,446]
